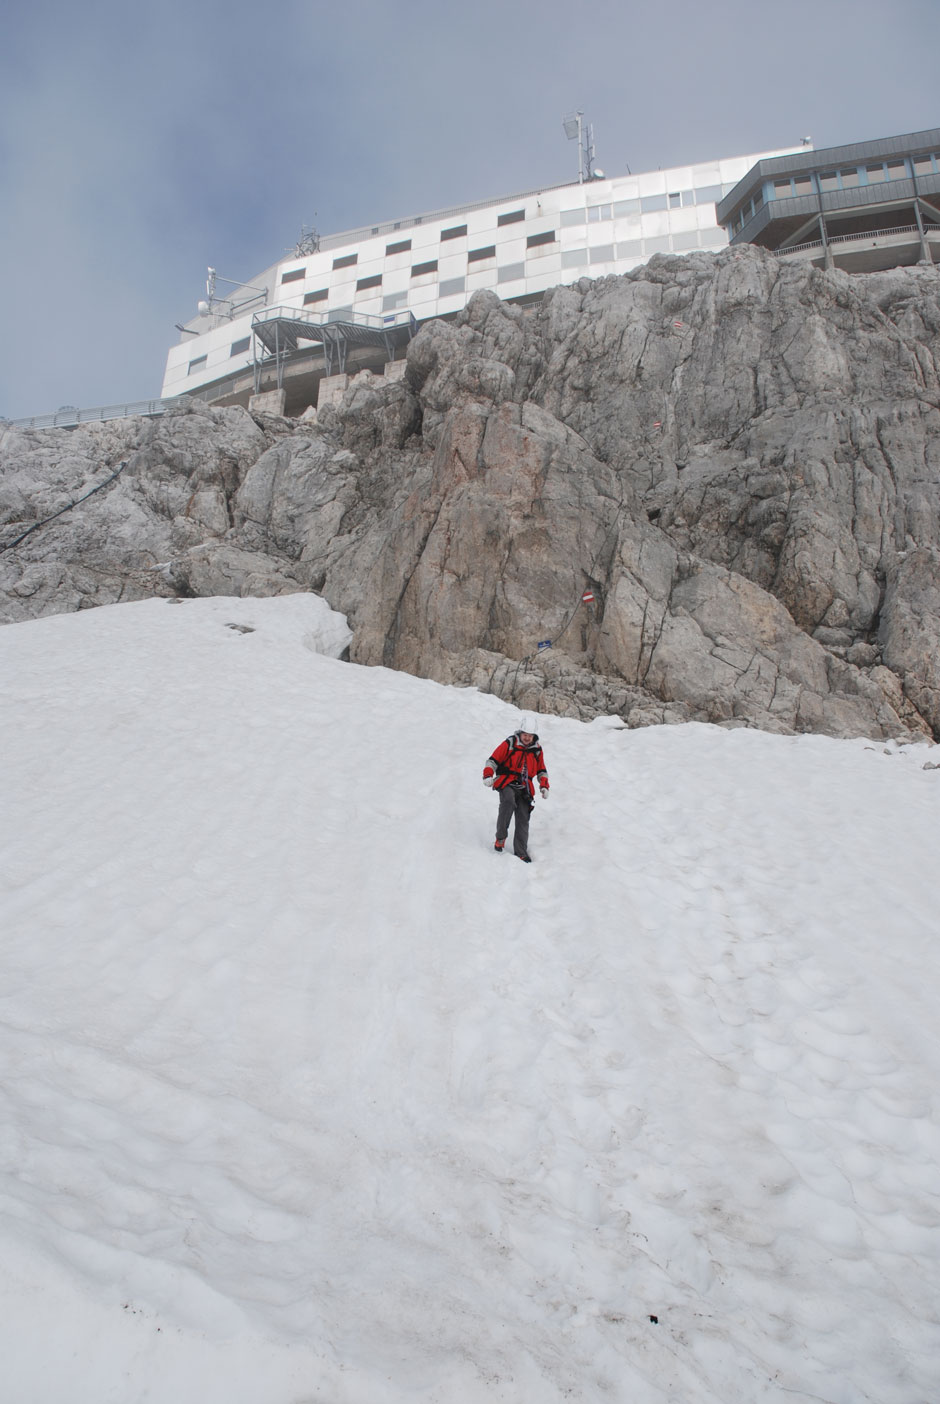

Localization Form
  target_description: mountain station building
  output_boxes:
[160,141,806,417]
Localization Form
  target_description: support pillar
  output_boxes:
[913,198,933,265]
[818,214,834,271]
[317,374,349,410]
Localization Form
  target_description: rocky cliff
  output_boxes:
[3,244,940,740]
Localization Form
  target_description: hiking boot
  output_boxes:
[494,839,505,851]
[517,853,532,863]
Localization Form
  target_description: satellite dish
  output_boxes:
[593,168,606,179]
[197,300,210,315]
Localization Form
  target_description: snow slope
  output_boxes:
[1,594,939,1404]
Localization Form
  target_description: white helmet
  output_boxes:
[516,714,539,741]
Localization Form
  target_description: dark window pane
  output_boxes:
[411,260,438,277]
[332,253,358,269]
[497,209,525,226]
[188,355,207,373]
[386,239,412,255]
[356,274,382,291]
[840,168,860,187]
[866,165,886,184]
[281,268,305,283]
[441,224,467,241]
[304,288,328,304]
[468,245,496,262]
[230,337,250,356]
[526,230,556,247]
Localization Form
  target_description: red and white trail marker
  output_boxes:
[582,589,595,604]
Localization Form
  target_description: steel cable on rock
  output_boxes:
[0,461,129,554]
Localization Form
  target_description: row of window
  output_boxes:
[280,232,560,293]
[187,228,717,374]
[560,185,725,225]
[276,185,732,288]
[729,152,940,235]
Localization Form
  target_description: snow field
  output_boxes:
[1,593,939,1403]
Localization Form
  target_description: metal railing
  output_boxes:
[775,223,937,258]
[251,303,417,334]
[4,398,180,431]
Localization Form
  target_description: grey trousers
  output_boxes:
[495,785,532,857]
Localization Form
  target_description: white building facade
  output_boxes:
[162,143,806,408]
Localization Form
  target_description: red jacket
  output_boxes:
[483,737,549,799]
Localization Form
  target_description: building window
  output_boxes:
[411,259,438,277]
[304,288,328,304]
[672,231,699,251]
[497,209,525,226]
[561,208,586,225]
[230,337,250,357]
[441,224,468,241]
[526,230,556,248]
[589,244,615,264]
[640,194,667,213]
[913,154,936,176]
[188,355,207,374]
[841,167,860,187]
[693,184,721,205]
[819,171,839,192]
[793,176,813,196]
[468,244,496,262]
[356,274,382,291]
[386,238,412,255]
[439,276,465,296]
[865,164,886,184]
[497,262,525,282]
[382,291,408,311]
[281,268,305,284]
[332,252,358,269]
[617,239,643,257]
[773,179,793,198]
[886,160,907,181]
[588,203,612,222]
[668,192,681,209]
[561,248,588,267]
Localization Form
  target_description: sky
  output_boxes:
[0,0,936,419]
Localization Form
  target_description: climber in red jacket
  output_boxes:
[483,715,550,863]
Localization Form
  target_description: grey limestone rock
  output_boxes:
[3,247,940,742]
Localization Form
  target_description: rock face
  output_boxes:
[3,244,940,741]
